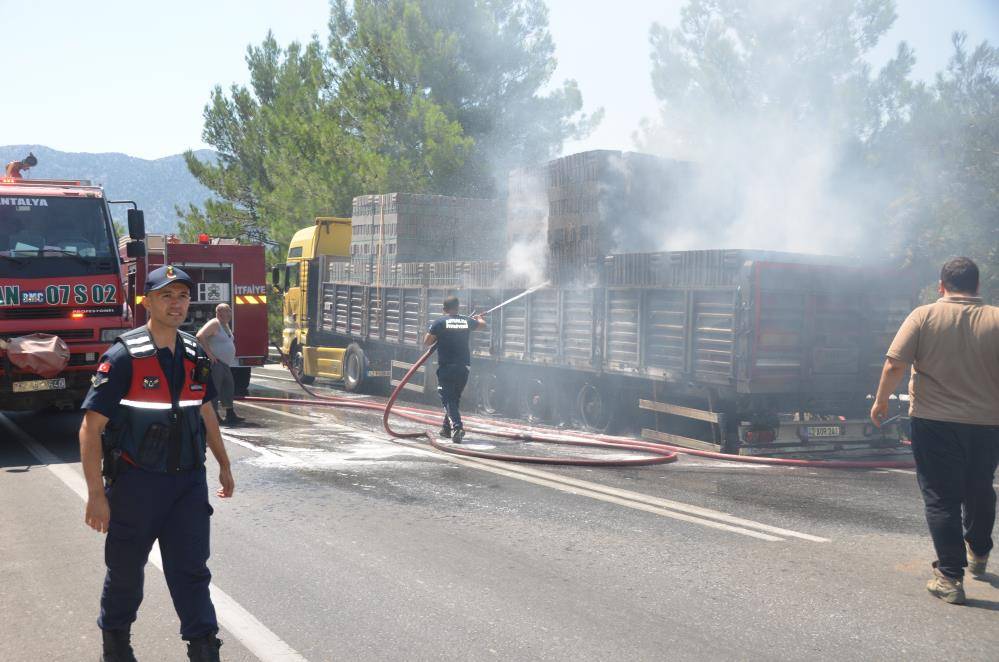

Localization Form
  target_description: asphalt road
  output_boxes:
[2,363,997,661]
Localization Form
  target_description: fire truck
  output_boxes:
[0,174,142,410]
[120,234,269,396]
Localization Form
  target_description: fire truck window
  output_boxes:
[10,232,44,255]
[0,197,114,260]
[55,237,97,257]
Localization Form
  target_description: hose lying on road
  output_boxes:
[254,343,677,466]
[252,343,914,469]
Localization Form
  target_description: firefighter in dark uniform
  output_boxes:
[78,265,235,662]
[424,295,487,444]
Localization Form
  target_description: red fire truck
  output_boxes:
[120,234,269,396]
[0,175,142,410]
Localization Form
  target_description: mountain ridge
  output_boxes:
[1,145,215,233]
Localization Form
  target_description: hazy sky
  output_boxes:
[2,0,996,160]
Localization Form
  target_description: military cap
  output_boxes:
[144,265,195,293]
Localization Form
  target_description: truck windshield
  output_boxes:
[0,196,117,277]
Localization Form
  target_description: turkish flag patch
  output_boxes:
[97,362,112,374]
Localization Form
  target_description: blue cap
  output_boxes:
[144,265,195,293]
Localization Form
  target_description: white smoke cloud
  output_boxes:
[503,165,549,286]
[638,1,901,257]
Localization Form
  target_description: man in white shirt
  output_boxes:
[197,303,245,426]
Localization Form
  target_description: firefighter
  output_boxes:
[78,265,235,661]
[4,152,37,178]
[872,257,999,605]
[424,295,487,443]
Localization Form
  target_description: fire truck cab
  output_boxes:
[121,234,269,396]
[0,176,139,410]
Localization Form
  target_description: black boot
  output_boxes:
[101,628,137,662]
[186,633,223,662]
[222,408,245,426]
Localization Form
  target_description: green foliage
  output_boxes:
[886,34,999,301]
[181,1,596,254]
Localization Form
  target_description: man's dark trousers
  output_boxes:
[910,417,999,579]
[98,465,218,639]
[437,364,469,432]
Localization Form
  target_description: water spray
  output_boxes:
[477,281,550,317]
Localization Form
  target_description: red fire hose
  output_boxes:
[249,342,914,469]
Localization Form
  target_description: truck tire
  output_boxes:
[522,376,554,423]
[576,381,618,433]
[343,343,367,393]
[231,366,251,398]
[291,347,315,385]
[477,370,506,415]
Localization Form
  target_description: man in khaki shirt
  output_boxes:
[872,257,999,605]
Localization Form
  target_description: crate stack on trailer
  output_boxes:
[349,193,504,277]
[511,150,691,285]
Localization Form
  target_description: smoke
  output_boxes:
[503,165,549,286]
[637,0,905,257]
[644,118,870,254]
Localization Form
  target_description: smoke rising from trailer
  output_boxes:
[503,165,549,286]
[636,0,908,257]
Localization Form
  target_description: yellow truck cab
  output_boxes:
[274,216,351,383]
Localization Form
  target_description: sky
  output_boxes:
[1,0,996,160]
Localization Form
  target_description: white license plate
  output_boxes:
[12,378,67,393]
[807,425,842,438]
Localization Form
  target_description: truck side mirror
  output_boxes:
[127,209,146,240]
[271,265,282,289]
[125,240,145,258]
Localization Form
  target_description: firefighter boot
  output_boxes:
[451,428,465,444]
[101,628,137,662]
[223,408,245,426]
[439,418,452,439]
[926,564,966,605]
[186,633,223,662]
[967,542,989,577]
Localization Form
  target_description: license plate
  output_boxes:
[12,378,66,393]
[806,425,842,438]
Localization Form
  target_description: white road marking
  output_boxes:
[238,401,828,543]
[0,415,308,662]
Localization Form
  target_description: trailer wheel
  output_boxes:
[576,382,616,433]
[478,371,505,415]
[343,344,367,393]
[291,347,315,385]
[523,377,554,423]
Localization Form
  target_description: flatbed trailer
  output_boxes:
[288,249,915,455]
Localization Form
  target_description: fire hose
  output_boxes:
[247,283,914,469]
